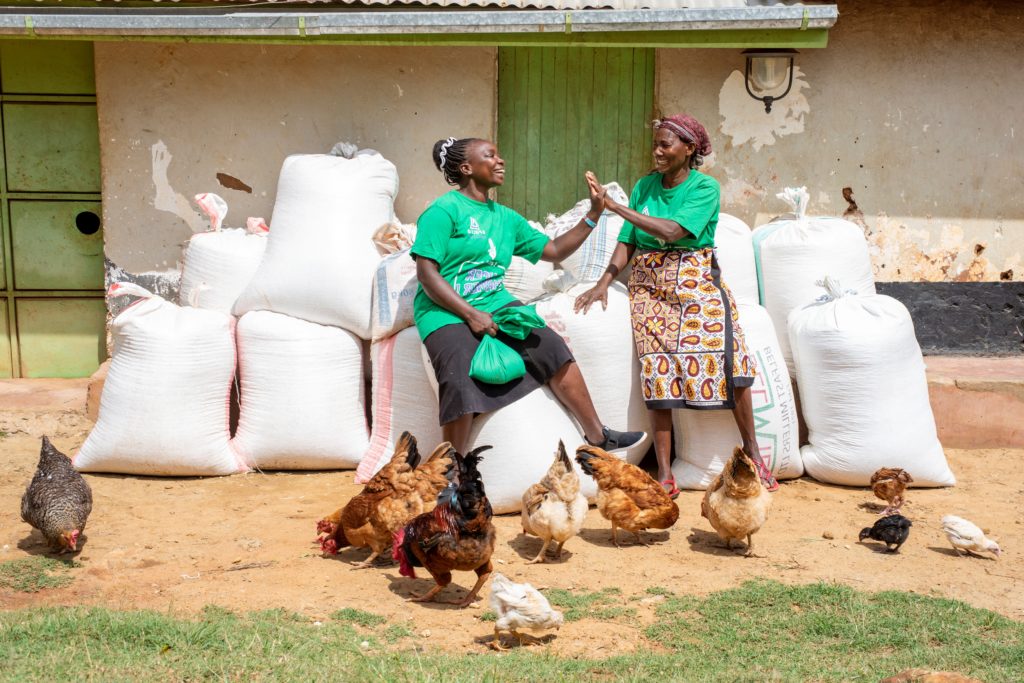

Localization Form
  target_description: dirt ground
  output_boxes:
[1,408,1022,656]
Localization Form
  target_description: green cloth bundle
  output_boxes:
[468,305,546,384]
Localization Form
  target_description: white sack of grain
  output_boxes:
[468,388,592,515]
[672,302,801,489]
[789,277,953,487]
[504,222,554,303]
[233,146,399,339]
[752,187,875,374]
[370,249,418,341]
[75,283,245,476]
[547,183,630,283]
[534,281,650,465]
[356,327,442,483]
[231,311,369,470]
[714,212,759,306]
[179,194,268,314]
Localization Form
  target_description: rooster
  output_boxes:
[521,441,588,563]
[392,446,495,607]
[21,436,93,554]
[575,444,679,547]
[870,467,913,516]
[701,447,772,556]
[316,433,454,568]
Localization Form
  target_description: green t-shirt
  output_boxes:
[411,190,550,339]
[617,171,720,250]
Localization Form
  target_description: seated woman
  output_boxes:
[575,114,779,495]
[412,136,645,456]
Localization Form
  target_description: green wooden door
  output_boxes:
[496,47,655,222]
[0,41,106,378]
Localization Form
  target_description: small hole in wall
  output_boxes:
[76,211,101,235]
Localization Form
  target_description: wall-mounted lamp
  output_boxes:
[743,49,798,114]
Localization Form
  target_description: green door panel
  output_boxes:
[0,41,96,95]
[0,300,11,378]
[3,103,101,193]
[497,47,655,221]
[10,200,103,290]
[15,298,107,378]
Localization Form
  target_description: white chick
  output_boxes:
[521,441,588,563]
[488,573,564,650]
[941,515,1002,559]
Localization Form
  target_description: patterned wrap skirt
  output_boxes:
[628,247,756,410]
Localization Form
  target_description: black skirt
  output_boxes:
[422,303,575,425]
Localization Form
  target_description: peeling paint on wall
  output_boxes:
[151,140,207,233]
[718,67,810,151]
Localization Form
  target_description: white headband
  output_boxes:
[438,137,456,170]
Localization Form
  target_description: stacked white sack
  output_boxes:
[504,221,554,302]
[234,146,399,339]
[534,280,650,465]
[547,183,630,282]
[468,388,592,515]
[789,277,954,487]
[356,327,443,483]
[231,311,369,470]
[714,213,759,305]
[672,302,801,489]
[751,187,875,374]
[370,249,418,341]
[76,283,245,476]
[180,194,268,314]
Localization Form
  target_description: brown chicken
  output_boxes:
[701,447,772,556]
[21,436,93,554]
[871,467,913,516]
[575,444,679,547]
[315,432,455,568]
[393,446,495,607]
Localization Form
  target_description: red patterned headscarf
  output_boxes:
[654,114,712,158]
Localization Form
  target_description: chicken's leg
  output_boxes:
[743,534,754,557]
[634,531,649,547]
[527,538,552,564]
[515,631,544,647]
[453,570,491,608]
[409,583,445,603]
[611,523,621,548]
[351,551,381,569]
[554,540,566,559]
[488,626,508,651]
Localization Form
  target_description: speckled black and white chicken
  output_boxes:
[20,436,93,554]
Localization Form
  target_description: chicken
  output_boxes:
[315,432,455,568]
[393,446,496,607]
[575,444,679,547]
[20,436,93,554]
[859,514,912,552]
[700,447,772,556]
[488,572,564,650]
[870,467,914,516]
[941,515,1002,559]
[521,440,588,563]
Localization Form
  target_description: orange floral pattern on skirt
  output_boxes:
[629,247,756,409]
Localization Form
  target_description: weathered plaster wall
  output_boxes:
[95,42,495,274]
[657,0,1024,282]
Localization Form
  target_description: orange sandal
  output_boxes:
[661,477,681,500]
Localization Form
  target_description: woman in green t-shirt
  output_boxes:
[412,136,645,456]
[575,114,778,495]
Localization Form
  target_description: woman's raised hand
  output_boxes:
[585,171,608,215]
[573,283,609,314]
[466,309,499,337]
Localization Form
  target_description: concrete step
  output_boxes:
[1,356,1021,449]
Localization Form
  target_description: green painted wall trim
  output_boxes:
[0,28,829,49]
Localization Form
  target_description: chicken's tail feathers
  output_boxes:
[574,444,606,476]
[555,440,571,469]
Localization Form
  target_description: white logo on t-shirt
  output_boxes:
[468,217,485,236]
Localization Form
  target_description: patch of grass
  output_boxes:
[542,587,631,622]
[479,610,496,622]
[382,624,415,643]
[330,608,386,628]
[0,557,77,593]
[0,581,1020,681]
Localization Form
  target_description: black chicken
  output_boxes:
[859,514,912,553]
[21,436,93,553]
[392,445,495,607]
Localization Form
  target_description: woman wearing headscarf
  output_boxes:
[574,114,778,496]
[412,136,645,456]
